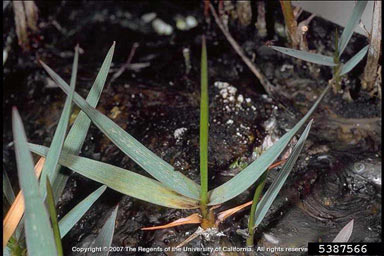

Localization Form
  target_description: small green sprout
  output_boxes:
[272,1,369,93]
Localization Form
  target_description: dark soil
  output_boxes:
[3,1,381,256]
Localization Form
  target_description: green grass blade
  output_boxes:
[29,143,199,209]
[59,185,106,238]
[208,85,330,205]
[270,46,336,66]
[52,43,115,200]
[39,61,200,200]
[247,171,268,246]
[340,45,369,76]
[91,206,118,256]
[45,178,63,256]
[39,46,78,197]
[5,237,24,256]
[3,168,15,204]
[338,1,368,56]
[200,36,209,207]
[253,120,312,228]
[12,108,58,256]
[333,219,354,242]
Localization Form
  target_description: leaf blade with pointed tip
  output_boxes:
[39,46,78,197]
[208,85,329,205]
[52,43,115,200]
[59,185,107,238]
[29,143,199,209]
[12,108,58,256]
[3,169,15,205]
[92,206,118,256]
[333,219,354,242]
[338,1,368,56]
[340,45,369,76]
[253,120,313,227]
[39,61,200,200]
[270,46,336,66]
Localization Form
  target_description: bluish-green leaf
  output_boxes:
[270,46,336,66]
[39,61,200,200]
[253,120,312,227]
[39,45,78,197]
[3,168,15,205]
[59,185,107,238]
[12,108,57,256]
[52,43,115,200]
[208,85,330,205]
[338,1,368,56]
[45,178,63,256]
[340,45,369,76]
[29,143,199,209]
[91,206,118,256]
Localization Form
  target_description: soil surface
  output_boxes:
[3,1,381,256]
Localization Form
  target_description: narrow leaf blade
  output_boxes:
[39,61,200,200]
[29,143,199,209]
[39,46,78,195]
[340,45,369,76]
[46,178,63,256]
[253,120,313,227]
[3,168,15,204]
[12,108,57,256]
[59,185,107,238]
[91,206,118,256]
[200,36,209,204]
[53,42,115,200]
[141,213,201,231]
[333,219,354,242]
[338,1,368,56]
[208,85,329,205]
[270,46,336,66]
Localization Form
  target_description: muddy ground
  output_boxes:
[2,1,381,255]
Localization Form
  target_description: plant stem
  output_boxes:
[247,171,268,247]
[46,177,63,256]
[279,0,299,49]
[332,29,342,93]
[200,36,209,224]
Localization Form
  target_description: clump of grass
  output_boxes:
[4,44,114,255]
[6,33,332,253]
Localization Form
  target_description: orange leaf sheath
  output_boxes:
[3,157,45,247]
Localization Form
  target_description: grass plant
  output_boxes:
[272,1,369,93]
[6,34,331,253]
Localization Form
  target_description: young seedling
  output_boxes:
[8,32,331,253]
[272,1,369,94]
